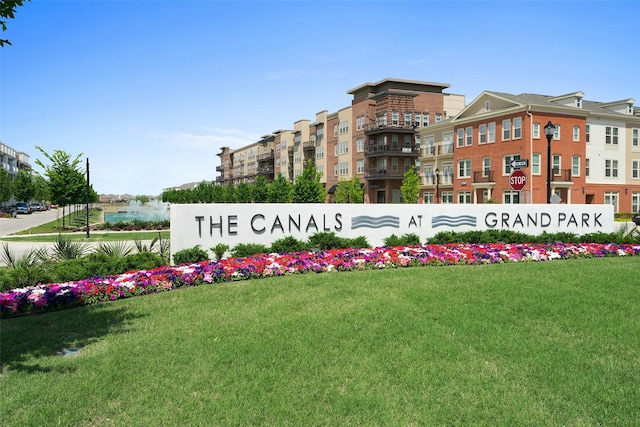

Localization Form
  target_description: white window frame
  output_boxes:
[532,153,541,175]
[482,157,491,177]
[513,117,522,139]
[357,159,364,174]
[488,122,496,143]
[573,126,580,142]
[458,191,471,204]
[631,160,639,179]
[479,124,487,144]
[503,190,520,204]
[357,138,364,153]
[605,159,618,177]
[502,119,511,140]
[458,159,471,178]
[533,123,540,139]
[457,129,464,147]
[465,127,473,146]
[572,156,580,177]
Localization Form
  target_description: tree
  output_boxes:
[235,182,253,203]
[292,160,326,203]
[267,173,293,203]
[252,175,269,203]
[1,0,30,47]
[32,173,50,202]
[334,176,364,203]
[35,147,86,228]
[400,165,420,203]
[223,182,235,203]
[0,168,12,203]
[12,169,34,202]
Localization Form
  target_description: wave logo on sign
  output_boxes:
[351,215,400,229]
[432,215,477,228]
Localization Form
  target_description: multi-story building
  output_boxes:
[1,142,31,178]
[419,91,640,212]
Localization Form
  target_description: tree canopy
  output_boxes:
[1,0,30,47]
[292,160,326,203]
[400,165,420,204]
[334,176,364,203]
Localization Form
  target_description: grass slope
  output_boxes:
[1,257,639,425]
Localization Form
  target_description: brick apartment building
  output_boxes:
[216,79,640,213]
[419,91,640,212]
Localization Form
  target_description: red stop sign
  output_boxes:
[509,169,527,191]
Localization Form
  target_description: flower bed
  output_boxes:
[2,242,639,317]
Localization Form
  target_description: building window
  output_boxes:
[605,159,618,177]
[479,124,487,144]
[586,124,590,143]
[339,120,350,134]
[316,146,324,159]
[502,119,511,140]
[339,141,349,155]
[553,155,561,175]
[441,191,453,204]
[391,157,398,172]
[631,160,639,179]
[604,192,619,213]
[465,127,473,146]
[586,158,590,177]
[458,191,471,204]
[357,138,364,152]
[423,192,434,204]
[488,122,496,143]
[533,123,540,139]
[443,133,454,154]
[530,153,540,175]
[573,126,580,142]
[422,113,429,127]
[294,152,301,164]
[442,163,454,185]
[483,157,491,177]
[485,100,490,111]
[554,125,560,140]
[435,113,442,123]
[404,135,412,147]
[415,113,421,127]
[357,159,364,174]
[632,192,640,213]
[392,111,399,126]
[503,190,520,204]
[513,117,522,139]
[458,159,471,178]
[572,156,580,176]
[457,129,464,147]
[333,124,338,137]
[632,128,639,147]
[334,144,338,157]
[604,126,618,145]
[503,154,521,174]
[339,161,349,175]
[404,112,411,126]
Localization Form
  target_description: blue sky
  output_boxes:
[2,0,639,196]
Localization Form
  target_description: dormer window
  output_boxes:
[576,98,582,108]
[629,104,633,115]
[485,100,490,111]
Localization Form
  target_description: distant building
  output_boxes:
[1,142,30,178]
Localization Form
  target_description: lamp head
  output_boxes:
[544,120,555,138]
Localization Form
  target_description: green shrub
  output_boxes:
[211,243,230,261]
[343,236,370,249]
[269,236,310,254]
[231,243,270,258]
[0,266,54,290]
[308,232,345,250]
[173,245,210,265]
[384,233,421,246]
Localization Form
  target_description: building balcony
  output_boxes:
[364,168,410,180]
[365,145,420,157]
[473,171,495,183]
[552,169,572,182]
[257,165,274,175]
[258,150,274,161]
[363,123,416,136]
[303,141,316,151]
[216,165,223,172]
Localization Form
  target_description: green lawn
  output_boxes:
[1,257,639,425]
[0,230,170,243]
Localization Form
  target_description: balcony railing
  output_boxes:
[552,169,572,182]
[473,171,495,183]
[258,150,274,161]
[215,165,223,172]
[303,141,316,151]
[365,145,419,157]
[364,168,409,180]
[257,166,274,175]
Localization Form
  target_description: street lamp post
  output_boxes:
[435,168,440,204]
[544,121,556,204]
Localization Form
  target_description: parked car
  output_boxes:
[30,202,49,212]
[633,213,640,226]
[14,202,33,214]
[1,206,17,218]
